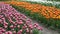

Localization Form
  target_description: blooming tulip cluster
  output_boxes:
[0,2,42,34]
[8,1,60,19]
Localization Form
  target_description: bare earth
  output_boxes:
[32,20,60,34]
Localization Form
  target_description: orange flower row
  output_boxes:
[5,1,60,19]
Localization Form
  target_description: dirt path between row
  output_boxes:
[32,20,60,34]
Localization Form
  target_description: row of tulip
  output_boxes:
[6,1,60,19]
[11,3,60,31]
[0,2,42,34]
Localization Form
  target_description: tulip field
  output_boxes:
[6,1,60,29]
[0,0,60,34]
[0,2,43,34]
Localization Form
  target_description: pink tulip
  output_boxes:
[1,29,6,32]
[22,15,27,19]
[33,25,37,28]
[34,23,39,26]
[37,26,43,30]
[19,30,23,32]
[17,25,20,28]
[13,31,16,34]
[33,23,39,28]
[1,18,5,21]
[17,30,22,34]
[22,26,27,29]
[26,28,29,33]
[17,21,23,25]
[4,22,8,25]
[0,15,3,18]
[10,25,14,29]
[5,31,12,34]
[4,25,8,28]
[13,25,16,28]
[0,19,2,24]
[29,25,33,29]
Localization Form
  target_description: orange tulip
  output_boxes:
[5,1,60,19]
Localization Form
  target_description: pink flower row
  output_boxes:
[0,2,43,34]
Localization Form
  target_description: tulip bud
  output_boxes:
[13,31,16,34]
[4,25,8,28]
[10,25,14,29]
[17,25,20,28]
[26,28,29,33]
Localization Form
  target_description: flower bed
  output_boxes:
[0,2,42,34]
[11,4,60,31]
[6,1,60,19]
[5,1,60,31]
